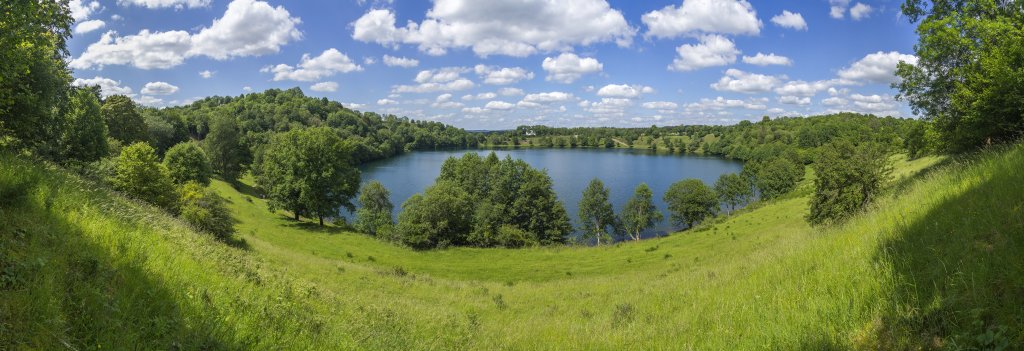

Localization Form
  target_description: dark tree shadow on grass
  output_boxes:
[873,153,1024,349]
[282,220,347,235]
[1,196,244,349]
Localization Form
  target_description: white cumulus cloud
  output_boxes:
[596,84,653,98]
[771,10,807,30]
[262,49,362,82]
[541,53,603,84]
[310,82,339,92]
[350,0,635,57]
[71,0,301,70]
[141,81,179,95]
[484,101,515,110]
[710,69,781,94]
[838,51,917,84]
[117,0,211,9]
[475,65,534,85]
[742,53,792,66]
[382,55,419,68]
[394,67,475,93]
[850,3,873,20]
[669,35,739,71]
[72,76,134,97]
[75,20,106,34]
[642,0,761,38]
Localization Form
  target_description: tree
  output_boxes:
[620,183,663,241]
[663,179,718,229]
[102,95,148,144]
[255,127,361,226]
[144,109,187,155]
[205,112,243,182]
[0,0,72,153]
[903,122,928,159]
[578,178,617,245]
[434,152,571,247]
[807,140,893,225]
[163,142,212,185]
[714,173,752,212]
[178,182,234,239]
[355,181,393,235]
[394,181,474,249]
[61,87,108,162]
[751,158,802,200]
[113,142,178,211]
[896,0,1024,152]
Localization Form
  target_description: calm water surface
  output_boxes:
[351,148,744,238]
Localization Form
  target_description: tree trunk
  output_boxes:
[318,215,324,227]
[294,211,300,221]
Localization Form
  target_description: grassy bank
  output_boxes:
[2,144,1021,349]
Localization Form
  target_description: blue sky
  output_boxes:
[66,0,920,129]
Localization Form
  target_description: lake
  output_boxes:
[351,148,744,239]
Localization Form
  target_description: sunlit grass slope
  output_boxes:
[2,145,1021,349]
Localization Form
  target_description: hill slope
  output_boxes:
[2,145,1021,349]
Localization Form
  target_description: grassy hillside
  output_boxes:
[3,145,1022,349]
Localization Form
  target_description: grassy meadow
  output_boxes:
[2,144,1022,349]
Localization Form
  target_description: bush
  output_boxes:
[163,142,212,185]
[113,142,177,211]
[178,182,235,239]
[393,181,473,249]
[807,140,893,225]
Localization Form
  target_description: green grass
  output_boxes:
[2,146,1021,349]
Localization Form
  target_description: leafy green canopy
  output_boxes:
[254,127,360,226]
[204,112,244,182]
[113,142,178,211]
[0,0,73,154]
[393,152,572,248]
[578,178,618,245]
[355,181,393,236]
[178,181,235,239]
[897,0,1024,151]
[163,87,477,166]
[102,95,149,144]
[807,140,893,225]
[60,87,109,162]
[663,179,719,229]
[163,142,213,186]
[714,173,753,212]
[620,183,663,241]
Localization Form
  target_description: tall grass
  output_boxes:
[1,145,1021,349]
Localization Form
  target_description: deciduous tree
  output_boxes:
[620,183,663,241]
[163,142,213,185]
[578,178,618,245]
[664,179,718,230]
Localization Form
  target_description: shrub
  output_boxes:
[163,142,212,185]
[807,140,893,225]
[113,142,177,211]
[178,182,235,239]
